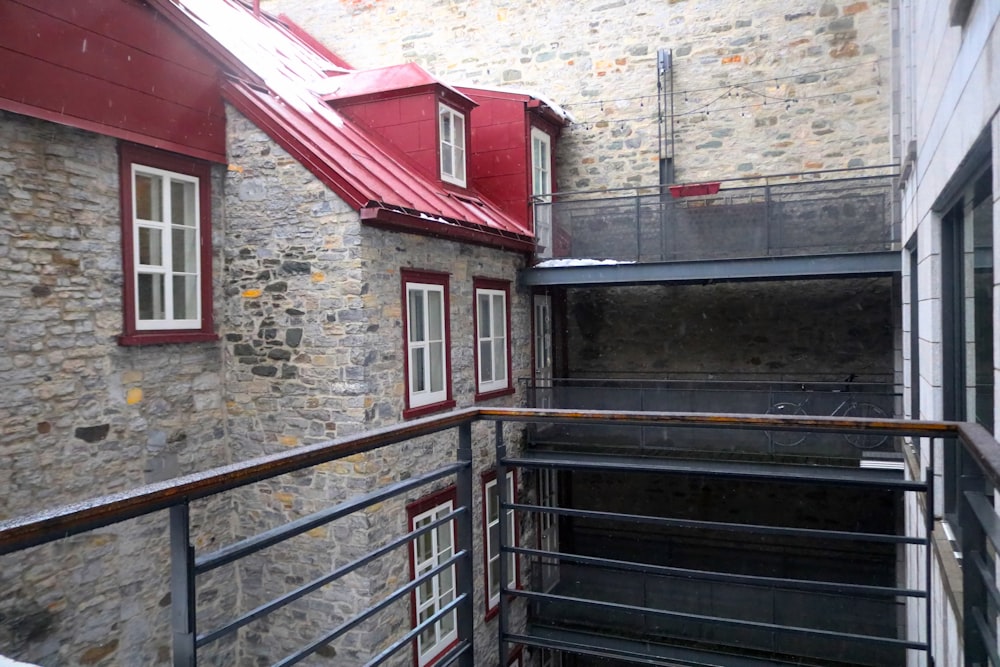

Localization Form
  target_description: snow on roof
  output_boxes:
[534,259,636,267]
[454,82,575,125]
[164,0,533,246]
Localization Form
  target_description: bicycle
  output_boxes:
[765,375,890,450]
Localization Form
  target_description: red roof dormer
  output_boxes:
[319,63,477,190]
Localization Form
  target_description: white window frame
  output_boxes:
[411,498,458,667]
[404,273,450,411]
[531,127,553,257]
[439,103,467,187]
[131,164,202,331]
[475,283,510,396]
[484,471,517,612]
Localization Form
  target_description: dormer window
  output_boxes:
[439,103,466,187]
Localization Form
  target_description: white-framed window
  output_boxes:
[531,127,553,256]
[439,103,466,187]
[403,270,452,416]
[483,470,518,614]
[409,491,458,667]
[474,278,512,398]
[119,143,215,346]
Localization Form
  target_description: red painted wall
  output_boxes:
[0,0,227,162]
[336,93,440,182]
[467,96,532,226]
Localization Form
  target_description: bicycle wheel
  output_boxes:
[843,402,889,449]
[766,402,807,447]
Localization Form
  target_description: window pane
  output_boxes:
[138,227,162,266]
[411,348,426,392]
[173,275,198,320]
[440,564,454,595]
[441,607,455,634]
[441,113,451,142]
[493,339,506,381]
[138,273,164,320]
[428,291,442,340]
[430,341,444,392]
[171,180,196,227]
[489,559,500,595]
[454,147,465,181]
[480,341,493,382]
[453,115,465,149]
[408,291,425,342]
[478,294,491,335]
[134,173,162,221]
[489,523,500,554]
[436,523,452,557]
[487,485,498,521]
[172,227,197,273]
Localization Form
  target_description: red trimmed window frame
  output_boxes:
[401,269,455,419]
[118,142,216,346]
[437,101,468,189]
[482,468,520,620]
[407,486,459,667]
[473,277,514,401]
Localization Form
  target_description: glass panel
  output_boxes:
[478,294,491,336]
[487,485,498,521]
[489,523,499,553]
[138,227,162,266]
[430,342,444,392]
[453,115,465,149]
[480,341,493,382]
[492,295,505,336]
[441,608,455,634]
[441,113,451,142]
[436,523,452,557]
[454,147,465,181]
[172,228,197,273]
[416,525,432,559]
[428,291,442,340]
[408,291,425,342]
[494,339,506,381]
[171,180,196,227]
[134,173,162,221]
[411,348,426,393]
[172,276,197,320]
[440,565,453,595]
[489,559,500,595]
[137,273,164,321]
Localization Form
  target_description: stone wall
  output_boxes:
[0,110,235,665]
[222,106,531,665]
[265,0,893,189]
[564,278,896,380]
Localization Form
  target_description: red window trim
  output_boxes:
[407,486,459,667]
[482,468,520,620]
[118,142,217,346]
[473,277,514,401]
[401,269,455,419]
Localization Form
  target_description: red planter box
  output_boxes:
[669,182,721,197]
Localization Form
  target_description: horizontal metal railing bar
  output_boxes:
[968,550,1000,613]
[0,407,479,555]
[506,453,926,490]
[272,550,467,667]
[197,507,464,647]
[524,376,897,389]
[507,545,927,599]
[505,631,794,667]
[480,407,954,437]
[195,462,464,574]
[0,408,960,556]
[508,502,924,545]
[964,490,1000,556]
[512,589,928,650]
[970,605,1000,667]
[536,165,900,200]
[363,597,468,667]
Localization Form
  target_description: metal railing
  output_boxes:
[535,167,898,263]
[1,408,998,666]
[526,378,901,461]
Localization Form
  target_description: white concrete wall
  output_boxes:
[898,1,1000,665]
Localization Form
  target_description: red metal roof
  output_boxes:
[319,62,476,108]
[153,0,534,252]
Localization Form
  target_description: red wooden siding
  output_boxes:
[0,0,227,162]
[466,95,533,227]
[337,93,440,182]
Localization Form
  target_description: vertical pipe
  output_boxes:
[924,458,934,667]
[455,422,475,667]
[495,421,509,667]
[170,504,196,667]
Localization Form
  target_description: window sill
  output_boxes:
[475,387,515,402]
[403,399,457,420]
[119,331,219,346]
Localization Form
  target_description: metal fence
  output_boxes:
[537,170,897,263]
[1,408,998,666]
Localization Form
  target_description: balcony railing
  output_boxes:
[0,408,996,666]
[526,378,901,462]
[535,167,898,263]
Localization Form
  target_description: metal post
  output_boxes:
[455,422,475,667]
[170,504,196,667]
[958,445,986,667]
[634,195,642,262]
[495,421,509,667]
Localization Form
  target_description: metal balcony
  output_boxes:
[0,408,996,666]
[527,167,900,286]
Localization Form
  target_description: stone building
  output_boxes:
[0,0,567,664]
